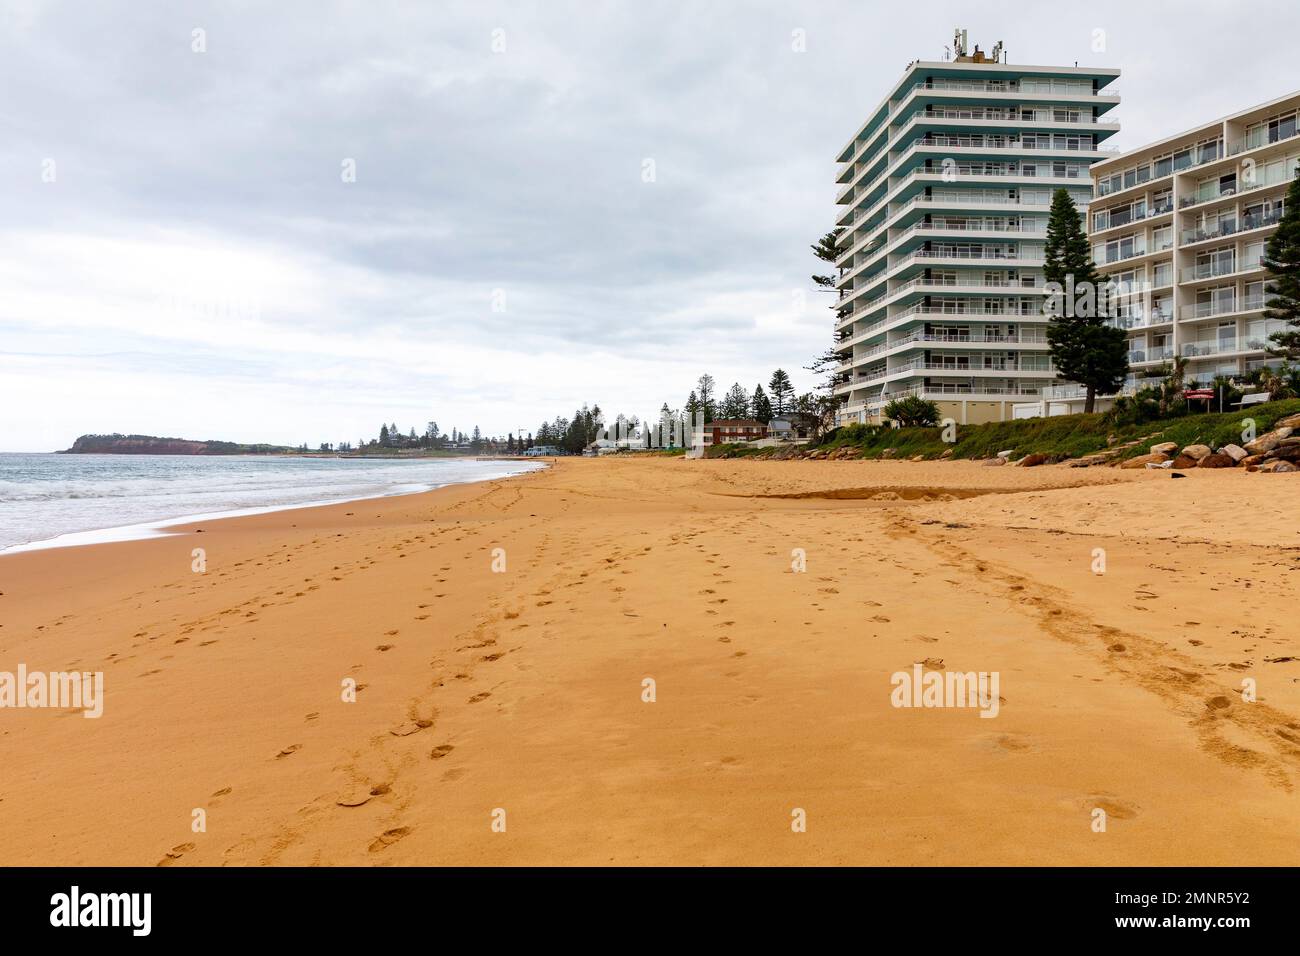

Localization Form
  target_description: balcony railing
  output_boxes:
[1093,144,1225,198]
[1127,346,1174,363]
[1183,295,1266,320]
[1180,210,1283,244]
[899,249,1044,265]
[1179,338,1273,357]
[1179,163,1297,210]
[877,382,1045,402]
[1093,201,1174,231]
[913,107,1102,125]
[1106,309,1174,330]
[1181,259,1238,282]
[913,78,1109,97]
[1228,120,1300,156]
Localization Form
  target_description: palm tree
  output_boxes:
[1157,356,1188,417]
[1259,366,1295,401]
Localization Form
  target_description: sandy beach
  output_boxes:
[1,456,1297,866]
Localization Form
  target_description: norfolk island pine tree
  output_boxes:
[1043,188,1129,413]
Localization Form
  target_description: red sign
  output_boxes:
[1183,389,1214,399]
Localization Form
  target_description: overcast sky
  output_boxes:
[2,0,1296,450]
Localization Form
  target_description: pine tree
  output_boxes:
[1265,172,1300,360]
[379,424,389,446]
[684,390,700,428]
[752,384,772,424]
[721,382,750,419]
[811,228,845,289]
[1043,188,1129,413]
[768,369,794,416]
[695,374,717,423]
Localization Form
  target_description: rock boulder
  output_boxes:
[1197,453,1236,468]
[1122,453,1168,469]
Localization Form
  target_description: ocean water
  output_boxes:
[0,453,542,553]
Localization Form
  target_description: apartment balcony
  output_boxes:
[839,241,1044,292]
[908,107,1116,127]
[843,110,1117,182]
[1096,241,1173,266]
[1179,338,1273,358]
[1126,346,1175,364]
[839,274,1047,325]
[1090,201,1174,235]
[1181,296,1265,321]
[1106,309,1174,331]
[905,164,1091,183]
[840,217,1046,269]
[1178,167,1293,212]
[1226,118,1300,157]
[895,248,1044,268]
[872,382,1046,405]
[1042,380,1142,400]
[840,299,1048,339]
[911,133,1116,154]
[1180,259,1263,283]
[836,79,1120,169]
[1180,210,1283,246]
[848,329,1053,363]
[910,78,1119,99]
[1092,145,1224,200]
[835,194,1055,269]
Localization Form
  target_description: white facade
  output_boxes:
[1087,91,1300,392]
[831,48,1120,426]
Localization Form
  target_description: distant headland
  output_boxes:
[61,434,298,455]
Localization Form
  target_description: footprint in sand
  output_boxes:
[367,826,412,852]
[468,692,491,703]
[430,744,455,759]
[156,842,197,866]
[389,719,434,737]
[1085,794,1139,819]
[275,744,302,759]
[211,787,232,798]
[376,644,394,652]
[1205,695,1233,711]
[338,783,391,807]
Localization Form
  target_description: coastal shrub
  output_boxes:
[811,397,1300,463]
[882,396,940,427]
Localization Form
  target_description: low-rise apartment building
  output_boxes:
[1080,92,1300,403]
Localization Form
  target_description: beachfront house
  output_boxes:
[768,412,819,441]
[703,419,768,446]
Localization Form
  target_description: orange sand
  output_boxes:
[0,457,1296,866]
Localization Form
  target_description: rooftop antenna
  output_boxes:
[952,27,967,59]
[991,41,1003,63]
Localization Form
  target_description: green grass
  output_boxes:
[814,398,1300,462]
[705,443,769,459]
